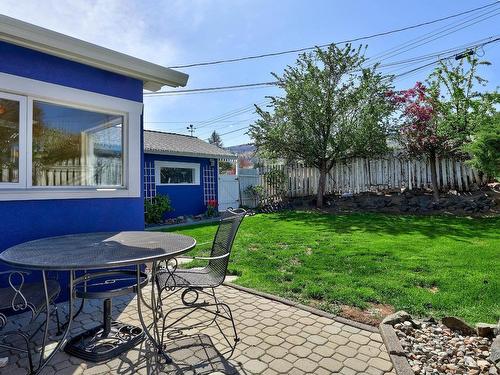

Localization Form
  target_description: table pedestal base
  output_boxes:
[64,298,144,362]
[65,321,145,362]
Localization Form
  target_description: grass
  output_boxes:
[158,211,499,324]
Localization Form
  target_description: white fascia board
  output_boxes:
[0,15,189,90]
[145,150,238,160]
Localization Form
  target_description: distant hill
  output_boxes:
[225,143,256,155]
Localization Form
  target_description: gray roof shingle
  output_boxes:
[144,130,236,159]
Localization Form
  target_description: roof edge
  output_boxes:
[0,15,189,90]
[145,149,237,160]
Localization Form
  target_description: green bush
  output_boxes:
[465,113,500,180]
[145,195,172,224]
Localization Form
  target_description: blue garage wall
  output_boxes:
[144,153,218,219]
[0,42,145,281]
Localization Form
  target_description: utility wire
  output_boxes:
[209,39,500,138]
[167,2,499,69]
[145,82,277,96]
[145,36,499,97]
[364,6,499,64]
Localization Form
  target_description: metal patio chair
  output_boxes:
[0,270,61,373]
[154,208,246,357]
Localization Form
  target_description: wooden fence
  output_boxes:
[253,156,485,203]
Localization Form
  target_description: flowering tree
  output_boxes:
[388,82,449,201]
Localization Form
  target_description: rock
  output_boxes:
[464,356,478,368]
[489,335,500,364]
[442,316,476,335]
[477,359,490,369]
[476,323,498,338]
[382,310,412,325]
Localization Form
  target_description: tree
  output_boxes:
[249,44,395,207]
[208,131,223,148]
[465,111,500,180]
[388,82,446,201]
[427,54,496,155]
[390,54,498,200]
[218,160,234,174]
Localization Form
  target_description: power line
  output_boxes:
[167,2,499,69]
[144,35,499,98]
[219,126,251,136]
[364,6,499,64]
[144,118,257,124]
[144,82,277,96]
[206,39,500,139]
[391,36,500,79]
[366,9,500,66]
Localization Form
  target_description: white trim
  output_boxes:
[0,92,27,188]
[0,73,142,201]
[0,14,188,90]
[146,149,237,160]
[155,161,200,186]
[0,72,143,114]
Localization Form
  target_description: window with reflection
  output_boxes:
[0,97,20,183]
[32,101,124,186]
[160,167,195,184]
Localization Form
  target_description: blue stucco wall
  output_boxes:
[144,153,218,219]
[0,41,145,290]
[0,41,143,101]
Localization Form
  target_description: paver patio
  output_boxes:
[1,284,394,374]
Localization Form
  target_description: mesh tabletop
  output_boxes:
[0,232,196,271]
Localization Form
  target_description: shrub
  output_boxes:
[206,199,218,217]
[245,185,266,207]
[145,195,172,224]
[465,113,500,180]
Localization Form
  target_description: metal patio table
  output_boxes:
[0,231,196,374]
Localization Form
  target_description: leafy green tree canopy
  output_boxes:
[250,44,395,207]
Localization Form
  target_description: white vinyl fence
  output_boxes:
[249,156,485,204]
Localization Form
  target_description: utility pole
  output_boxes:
[187,124,196,137]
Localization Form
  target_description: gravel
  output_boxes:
[394,320,498,374]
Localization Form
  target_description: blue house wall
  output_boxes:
[144,153,218,219]
[0,42,145,270]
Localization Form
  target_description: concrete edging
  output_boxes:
[379,323,415,375]
[223,281,379,333]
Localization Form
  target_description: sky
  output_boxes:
[1,0,499,146]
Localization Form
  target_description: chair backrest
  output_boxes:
[207,209,246,285]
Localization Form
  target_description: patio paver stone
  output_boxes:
[0,284,395,374]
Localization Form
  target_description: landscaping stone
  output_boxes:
[394,319,496,374]
[441,316,476,335]
[382,311,412,326]
[489,336,500,364]
[476,323,499,338]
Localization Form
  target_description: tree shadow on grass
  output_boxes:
[266,210,500,241]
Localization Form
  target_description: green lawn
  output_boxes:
[158,211,499,324]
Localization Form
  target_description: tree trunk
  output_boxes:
[317,167,327,208]
[429,150,440,202]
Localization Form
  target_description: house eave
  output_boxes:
[0,15,188,90]
[145,149,237,160]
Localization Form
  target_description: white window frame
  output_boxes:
[0,72,143,201]
[0,92,27,188]
[155,161,200,186]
